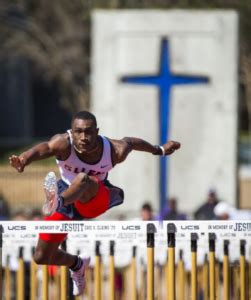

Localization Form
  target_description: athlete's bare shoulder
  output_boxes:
[108,138,132,165]
[49,133,71,159]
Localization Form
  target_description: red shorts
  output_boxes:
[39,179,110,243]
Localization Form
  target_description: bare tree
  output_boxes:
[0,0,90,113]
[0,0,250,125]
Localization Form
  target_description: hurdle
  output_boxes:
[0,220,251,299]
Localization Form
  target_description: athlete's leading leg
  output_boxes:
[43,172,99,216]
[61,173,99,204]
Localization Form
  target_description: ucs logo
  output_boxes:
[181,225,200,230]
[122,225,141,231]
[8,226,26,231]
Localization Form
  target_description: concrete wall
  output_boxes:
[91,10,238,216]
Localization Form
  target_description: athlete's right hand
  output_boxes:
[9,155,26,173]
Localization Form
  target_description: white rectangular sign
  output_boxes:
[91,10,238,216]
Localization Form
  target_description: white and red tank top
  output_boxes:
[56,130,114,185]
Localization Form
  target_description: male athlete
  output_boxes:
[9,111,180,296]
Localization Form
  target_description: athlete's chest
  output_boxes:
[58,144,113,177]
[61,160,111,176]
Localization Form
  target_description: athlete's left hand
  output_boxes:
[162,141,181,155]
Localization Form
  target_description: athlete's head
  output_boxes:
[71,111,99,153]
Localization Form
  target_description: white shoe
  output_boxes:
[42,172,59,216]
[70,255,91,296]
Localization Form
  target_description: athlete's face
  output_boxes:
[71,118,99,153]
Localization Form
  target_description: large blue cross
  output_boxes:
[121,39,209,210]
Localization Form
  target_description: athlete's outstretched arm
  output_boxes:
[110,137,180,165]
[9,134,68,172]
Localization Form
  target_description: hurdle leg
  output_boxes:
[167,223,176,300]
[139,259,146,300]
[85,266,92,299]
[42,265,49,300]
[191,233,198,300]
[17,247,25,300]
[215,259,220,299]
[240,240,246,300]
[5,255,11,300]
[55,266,61,300]
[155,263,162,300]
[177,250,185,300]
[223,240,230,300]
[59,240,68,300]
[131,246,137,300]
[233,261,239,300]
[147,223,156,300]
[109,241,115,300]
[202,255,209,300]
[164,256,168,300]
[30,248,38,300]
[60,265,68,300]
[209,233,216,300]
